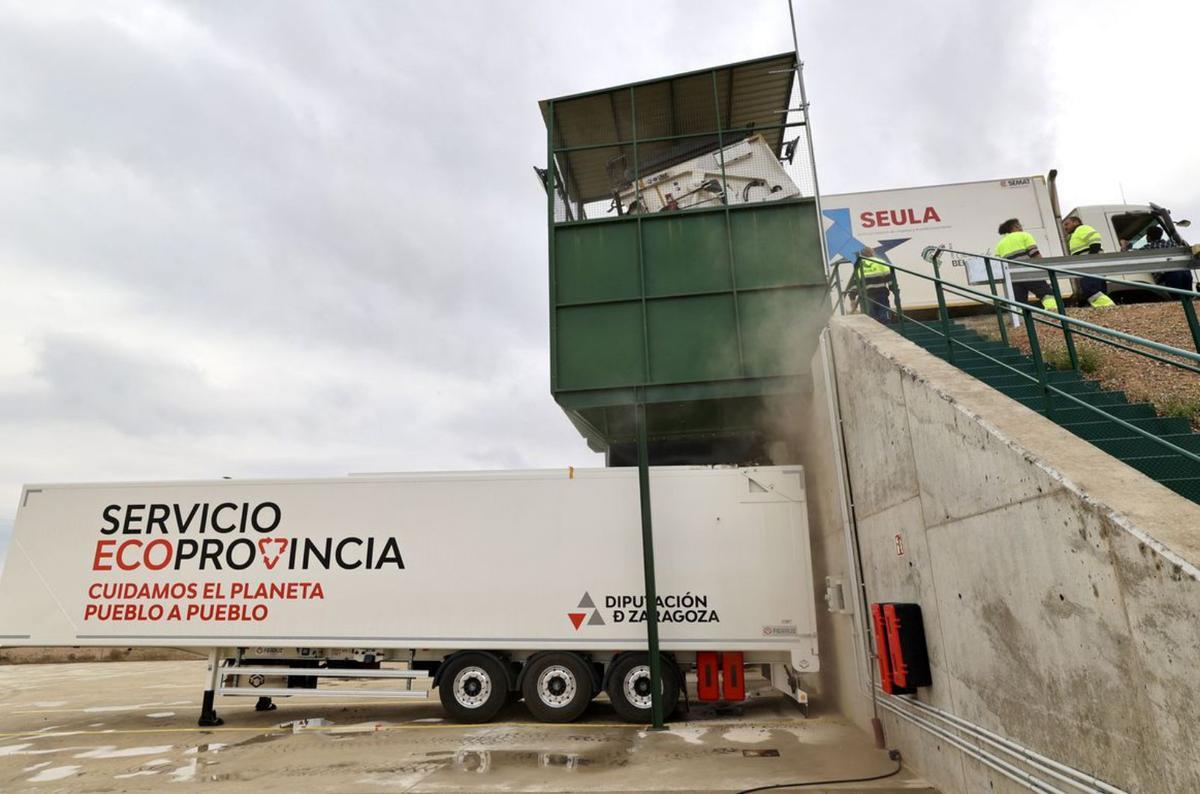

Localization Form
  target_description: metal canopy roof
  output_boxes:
[539,52,798,205]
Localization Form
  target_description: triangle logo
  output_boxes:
[568,612,587,630]
[577,592,596,609]
[587,610,606,626]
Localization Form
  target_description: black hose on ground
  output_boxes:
[734,749,903,793]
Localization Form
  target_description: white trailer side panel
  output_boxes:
[0,467,818,668]
[823,175,1062,309]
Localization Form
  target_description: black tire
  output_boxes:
[521,653,593,723]
[605,653,679,723]
[438,653,509,723]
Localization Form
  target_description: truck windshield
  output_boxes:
[1111,211,1182,250]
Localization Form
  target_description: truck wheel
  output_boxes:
[438,653,508,723]
[521,653,593,723]
[605,653,679,723]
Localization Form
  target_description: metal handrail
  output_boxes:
[835,258,1200,365]
[828,254,1200,471]
[921,245,1200,300]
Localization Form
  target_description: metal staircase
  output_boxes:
[898,321,1200,503]
[829,245,1200,504]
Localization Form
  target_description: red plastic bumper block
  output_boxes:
[882,603,932,689]
[697,651,720,701]
[870,604,898,694]
[721,651,745,701]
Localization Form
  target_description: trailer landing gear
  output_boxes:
[254,696,276,712]
[198,689,223,727]
[198,648,224,727]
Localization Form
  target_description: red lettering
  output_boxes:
[862,206,942,229]
[116,539,143,571]
[143,539,174,571]
[84,604,98,619]
[93,540,116,571]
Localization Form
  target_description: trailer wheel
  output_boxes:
[438,653,508,723]
[605,653,679,723]
[521,653,593,723]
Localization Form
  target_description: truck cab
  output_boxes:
[1062,203,1196,299]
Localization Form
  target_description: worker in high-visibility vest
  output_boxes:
[994,218,1057,311]
[854,247,893,323]
[1062,217,1116,307]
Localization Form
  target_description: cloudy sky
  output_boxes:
[2,0,1199,566]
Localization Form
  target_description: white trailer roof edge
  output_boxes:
[826,172,1046,200]
[19,464,785,493]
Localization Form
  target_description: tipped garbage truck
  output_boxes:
[0,466,819,725]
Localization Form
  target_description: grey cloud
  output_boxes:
[7,333,264,436]
[801,0,1054,193]
[0,3,547,369]
[6,0,1182,529]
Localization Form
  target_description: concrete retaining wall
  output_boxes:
[829,314,1200,793]
[787,343,876,732]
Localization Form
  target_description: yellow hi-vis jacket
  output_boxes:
[856,256,891,281]
[995,231,1039,259]
[1069,224,1103,255]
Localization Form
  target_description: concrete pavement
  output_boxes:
[0,660,930,792]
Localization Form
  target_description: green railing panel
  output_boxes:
[554,223,640,304]
[731,201,824,289]
[646,294,740,383]
[556,302,646,390]
[738,288,828,378]
[641,212,733,297]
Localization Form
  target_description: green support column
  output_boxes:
[635,399,665,730]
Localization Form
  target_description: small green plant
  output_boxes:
[1158,395,1200,423]
[1076,346,1102,374]
[1045,345,1102,374]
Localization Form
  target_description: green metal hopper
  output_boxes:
[540,53,829,464]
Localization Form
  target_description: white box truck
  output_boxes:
[0,466,818,726]
[822,173,1197,310]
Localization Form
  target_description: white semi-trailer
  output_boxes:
[0,466,818,726]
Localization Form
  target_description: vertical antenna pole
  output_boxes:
[788,0,830,272]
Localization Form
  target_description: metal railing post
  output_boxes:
[930,255,955,363]
[854,265,866,317]
[1047,272,1078,371]
[890,270,904,332]
[1181,295,1200,355]
[832,260,846,315]
[1024,306,1053,418]
[982,256,1008,347]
